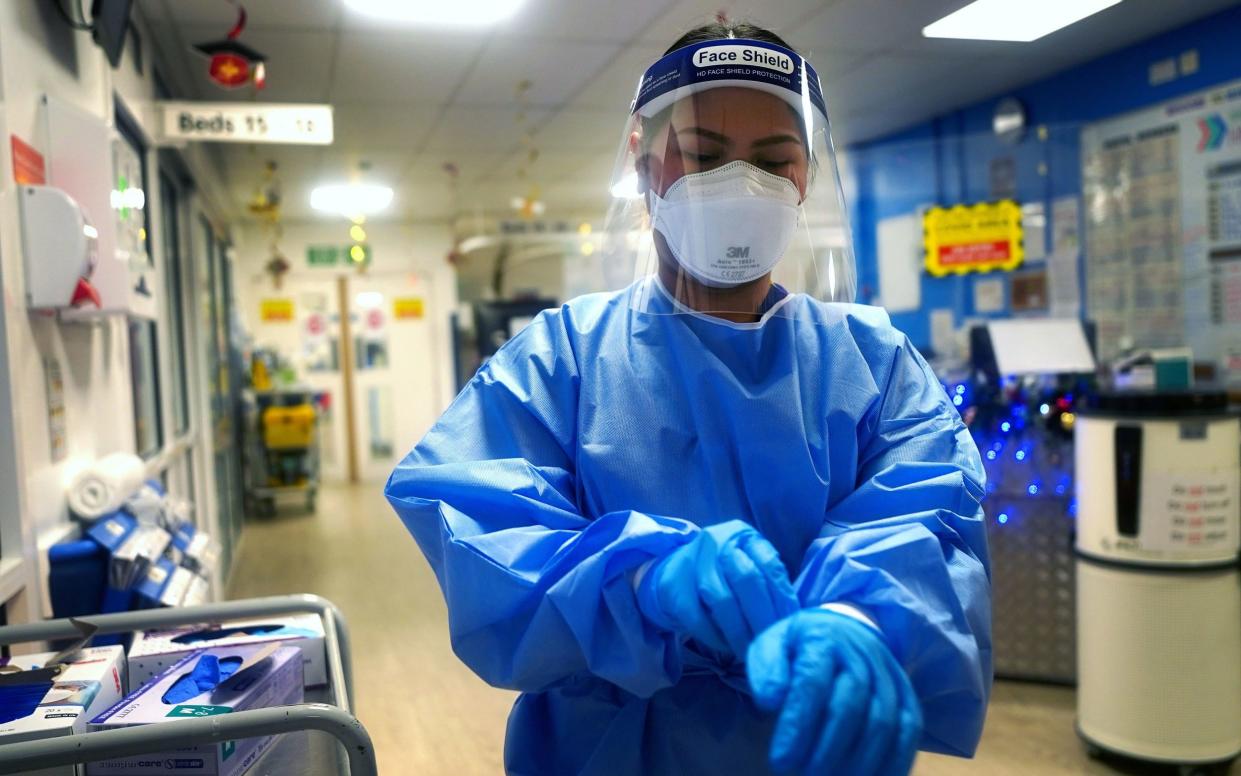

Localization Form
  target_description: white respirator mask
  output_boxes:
[649,160,802,288]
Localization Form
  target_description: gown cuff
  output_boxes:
[819,602,880,632]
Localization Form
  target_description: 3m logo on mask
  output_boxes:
[727,246,750,259]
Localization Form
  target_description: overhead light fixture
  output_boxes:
[343,0,526,26]
[922,0,1123,42]
[310,183,393,219]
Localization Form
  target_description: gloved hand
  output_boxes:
[636,520,798,658]
[747,608,922,776]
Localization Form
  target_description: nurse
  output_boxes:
[386,21,991,776]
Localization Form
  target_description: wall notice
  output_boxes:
[877,214,922,312]
[260,298,295,322]
[393,298,425,320]
[923,200,1024,276]
[1082,77,1241,383]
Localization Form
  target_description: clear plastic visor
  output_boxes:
[595,73,856,323]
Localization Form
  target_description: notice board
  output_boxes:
[1082,78,1241,384]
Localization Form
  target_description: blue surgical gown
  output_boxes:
[385,280,992,776]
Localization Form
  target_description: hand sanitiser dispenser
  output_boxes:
[18,185,101,310]
[1075,391,1241,771]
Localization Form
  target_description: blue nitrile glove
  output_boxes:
[636,520,799,658]
[747,608,923,776]
[161,655,243,705]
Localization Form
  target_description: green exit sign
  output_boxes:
[307,245,372,267]
[307,245,340,266]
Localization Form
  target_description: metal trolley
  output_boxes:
[0,595,377,776]
[244,388,324,516]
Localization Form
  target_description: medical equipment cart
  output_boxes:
[244,388,323,517]
[0,595,376,776]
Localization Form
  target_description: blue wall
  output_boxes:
[848,4,1241,350]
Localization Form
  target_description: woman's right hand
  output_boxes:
[635,519,799,658]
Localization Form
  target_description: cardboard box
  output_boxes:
[0,645,127,776]
[126,614,325,688]
[89,644,303,776]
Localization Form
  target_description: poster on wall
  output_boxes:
[260,297,294,322]
[877,214,922,312]
[1082,78,1241,384]
[973,276,1006,313]
[1048,196,1083,317]
[923,201,1025,277]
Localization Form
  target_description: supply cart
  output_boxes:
[244,388,324,516]
[0,595,376,776]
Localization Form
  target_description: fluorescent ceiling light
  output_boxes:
[310,183,393,218]
[923,0,1123,42]
[344,0,525,25]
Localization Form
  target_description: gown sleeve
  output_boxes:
[794,328,993,758]
[385,310,698,698]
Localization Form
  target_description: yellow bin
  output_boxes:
[263,404,316,449]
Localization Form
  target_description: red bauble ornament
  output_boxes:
[209,53,250,88]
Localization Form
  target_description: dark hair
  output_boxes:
[663,20,796,56]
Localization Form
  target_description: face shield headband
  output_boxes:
[630,38,829,146]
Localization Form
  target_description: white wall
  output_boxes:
[0,3,233,621]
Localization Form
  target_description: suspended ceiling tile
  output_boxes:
[422,106,550,153]
[797,0,963,54]
[479,150,611,194]
[502,0,676,41]
[453,39,623,107]
[637,0,831,45]
[530,107,620,153]
[571,43,669,111]
[332,103,441,151]
[161,0,342,29]
[404,151,512,184]
[316,150,419,182]
[330,30,489,103]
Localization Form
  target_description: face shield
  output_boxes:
[595,38,856,322]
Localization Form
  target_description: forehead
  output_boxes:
[667,87,800,132]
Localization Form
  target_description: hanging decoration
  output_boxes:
[265,246,290,289]
[246,159,287,289]
[510,80,544,220]
[192,2,267,90]
[443,162,465,266]
[247,160,282,222]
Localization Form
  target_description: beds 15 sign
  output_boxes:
[159,103,333,146]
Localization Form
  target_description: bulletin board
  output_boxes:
[1081,78,1241,384]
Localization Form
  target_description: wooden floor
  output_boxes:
[229,484,1237,776]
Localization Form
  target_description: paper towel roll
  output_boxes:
[67,453,146,520]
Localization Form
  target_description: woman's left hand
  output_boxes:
[746,608,923,776]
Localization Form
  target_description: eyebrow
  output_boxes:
[751,134,801,149]
[674,127,802,149]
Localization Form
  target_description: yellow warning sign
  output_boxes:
[923,200,1024,277]
[260,298,295,322]
[393,297,424,320]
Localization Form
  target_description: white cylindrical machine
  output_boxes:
[1075,391,1241,768]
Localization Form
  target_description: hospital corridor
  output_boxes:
[0,0,1239,775]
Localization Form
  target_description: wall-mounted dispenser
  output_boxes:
[18,185,102,310]
[40,95,157,319]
